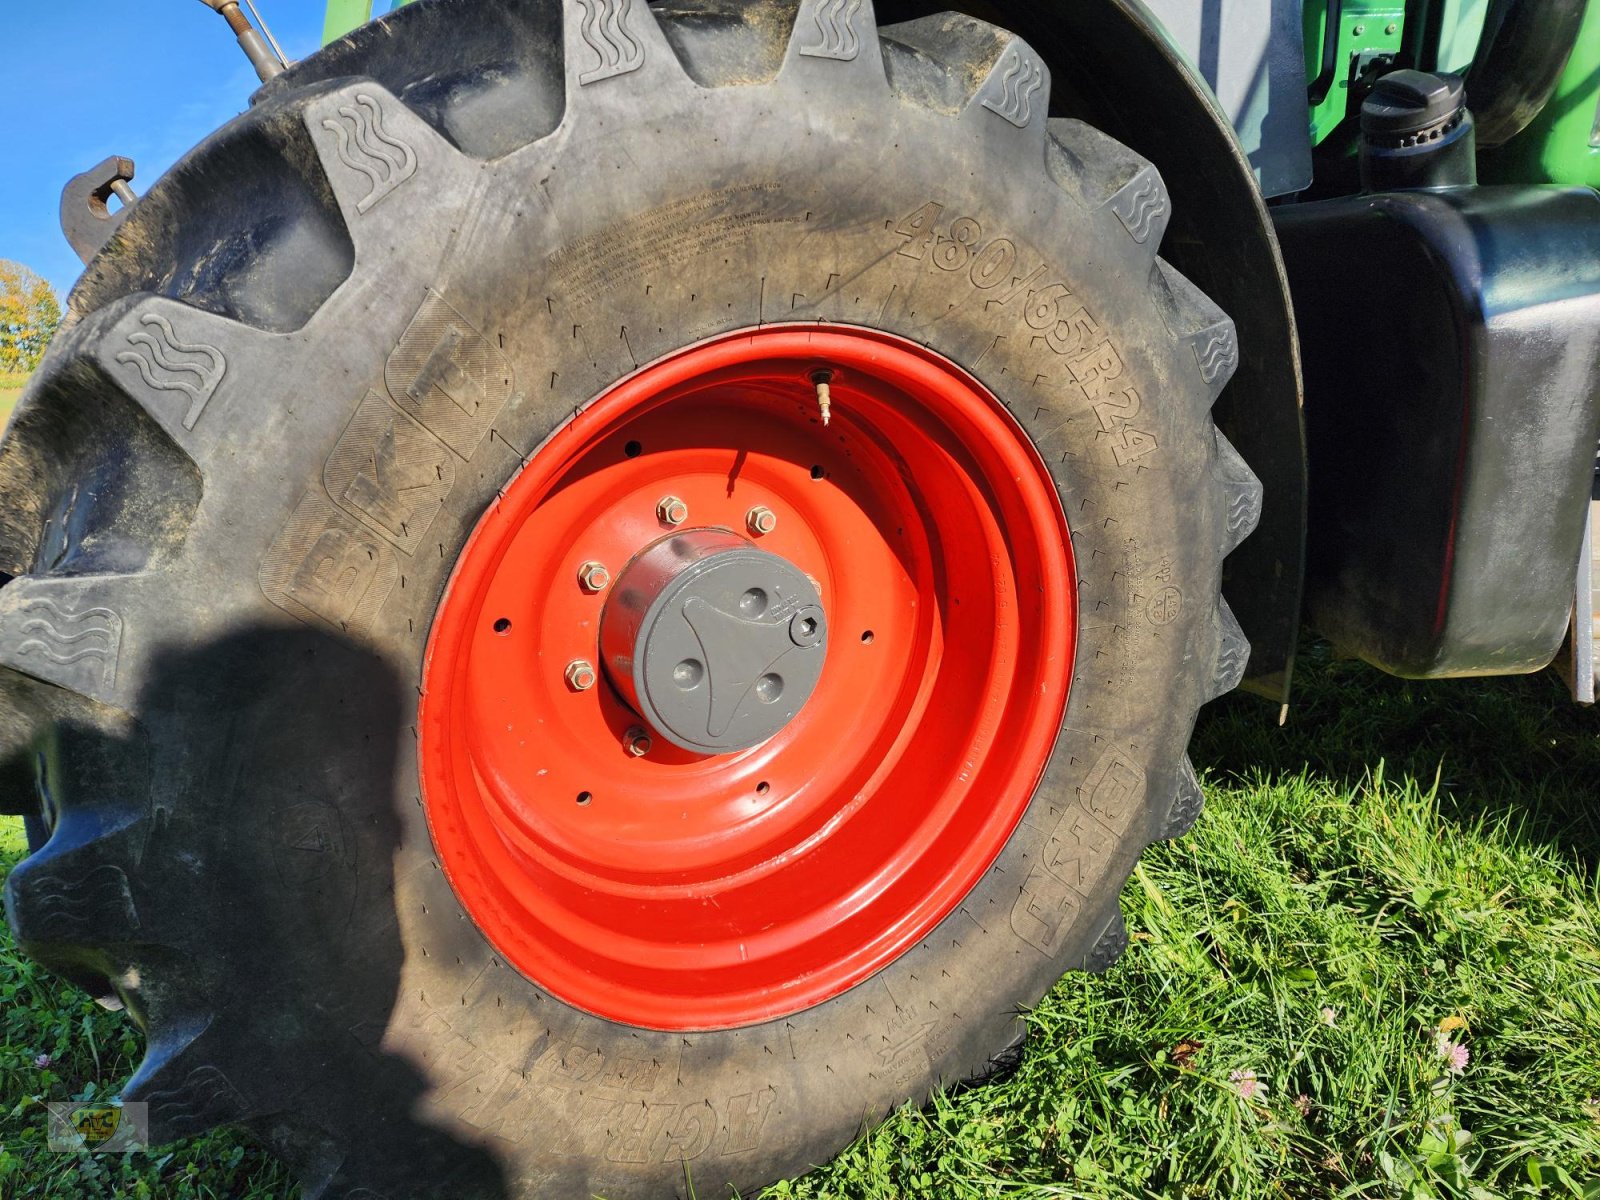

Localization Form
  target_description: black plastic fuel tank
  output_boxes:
[1274,181,1600,677]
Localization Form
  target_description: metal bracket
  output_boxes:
[59,156,136,266]
[1305,0,1407,146]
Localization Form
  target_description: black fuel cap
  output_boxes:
[1361,70,1466,143]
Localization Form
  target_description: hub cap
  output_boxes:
[418,326,1076,1030]
[600,529,828,754]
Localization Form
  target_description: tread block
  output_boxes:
[3,798,147,959]
[1209,598,1251,699]
[1046,119,1167,250]
[781,0,888,86]
[8,861,139,946]
[1159,755,1205,840]
[563,0,694,105]
[572,0,649,84]
[0,591,121,699]
[302,81,474,245]
[1192,321,1240,392]
[879,16,1032,125]
[1081,908,1127,974]
[319,93,418,215]
[0,575,138,707]
[1108,167,1169,246]
[132,1062,251,1141]
[793,0,870,61]
[1214,429,1264,554]
[114,312,226,432]
[95,297,278,472]
[970,38,1048,130]
[257,0,568,161]
[950,32,1050,152]
[1149,259,1238,402]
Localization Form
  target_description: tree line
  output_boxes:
[0,261,62,374]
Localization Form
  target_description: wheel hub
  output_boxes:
[601,529,828,754]
[417,325,1076,1030]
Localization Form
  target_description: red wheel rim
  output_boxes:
[418,325,1076,1030]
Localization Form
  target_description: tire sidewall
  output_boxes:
[291,82,1223,1195]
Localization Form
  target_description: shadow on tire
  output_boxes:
[4,626,508,1199]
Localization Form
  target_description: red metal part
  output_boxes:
[418,325,1075,1030]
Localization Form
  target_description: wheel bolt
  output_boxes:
[577,560,611,593]
[564,659,597,691]
[656,495,689,526]
[745,505,778,536]
[624,726,653,757]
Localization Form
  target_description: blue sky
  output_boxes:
[1,1,394,299]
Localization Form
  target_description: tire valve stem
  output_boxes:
[811,370,833,427]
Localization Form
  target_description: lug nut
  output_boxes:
[564,659,597,691]
[577,560,611,593]
[624,726,653,757]
[745,505,778,536]
[656,495,689,526]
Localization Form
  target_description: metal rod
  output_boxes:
[242,0,291,67]
[198,0,286,82]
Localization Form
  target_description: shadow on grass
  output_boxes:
[1191,635,1600,873]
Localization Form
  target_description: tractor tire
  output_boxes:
[0,2,1260,1197]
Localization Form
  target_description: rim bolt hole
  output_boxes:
[624,440,643,458]
[809,464,826,480]
[756,781,771,796]
[861,630,874,644]
[493,617,512,634]
[576,791,592,806]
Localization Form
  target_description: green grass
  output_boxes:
[3,639,1598,1198]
